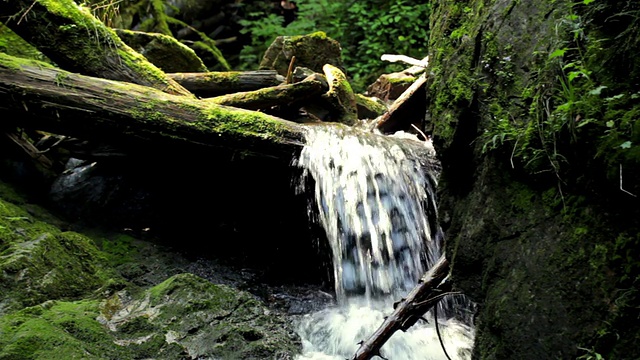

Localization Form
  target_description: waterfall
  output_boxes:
[293,125,474,360]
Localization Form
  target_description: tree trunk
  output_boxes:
[0,0,193,97]
[0,54,305,160]
[352,255,451,360]
[168,71,285,97]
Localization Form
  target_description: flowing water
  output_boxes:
[293,125,474,360]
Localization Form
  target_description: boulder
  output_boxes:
[260,31,345,77]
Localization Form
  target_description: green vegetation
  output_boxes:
[478,0,640,196]
[0,300,129,359]
[239,0,431,90]
[82,0,230,71]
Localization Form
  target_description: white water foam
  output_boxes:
[294,125,474,359]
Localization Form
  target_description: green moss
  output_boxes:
[289,31,328,42]
[386,75,416,85]
[0,183,122,313]
[116,29,208,73]
[0,52,55,71]
[192,41,231,71]
[0,23,52,63]
[355,93,387,119]
[0,300,129,359]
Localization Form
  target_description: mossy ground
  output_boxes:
[0,178,301,359]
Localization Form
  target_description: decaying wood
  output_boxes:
[0,0,193,97]
[322,64,358,125]
[0,54,305,160]
[352,255,451,360]
[168,70,285,97]
[375,73,428,134]
[206,78,326,111]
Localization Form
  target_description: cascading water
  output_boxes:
[293,125,474,360]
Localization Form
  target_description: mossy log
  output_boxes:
[168,70,285,97]
[0,54,305,160]
[205,78,326,111]
[352,254,451,360]
[0,0,193,97]
[322,64,358,125]
[114,29,208,73]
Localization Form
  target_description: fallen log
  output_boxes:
[0,0,193,97]
[352,254,451,360]
[0,53,305,160]
[168,70,286,98]
[205,78,326,111]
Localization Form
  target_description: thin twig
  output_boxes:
[18,0,38,25]
[410,123,428,141]
[434,304,452,360]
[412,291,462,307]
[510,137,519,169]
[286,56,296,84]
[619,164,637,197]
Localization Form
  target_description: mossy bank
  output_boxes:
[427,0,640,358]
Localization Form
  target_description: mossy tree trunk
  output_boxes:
[0,0,193,96]
[0,54,305,160]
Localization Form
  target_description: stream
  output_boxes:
[292,125,475,359]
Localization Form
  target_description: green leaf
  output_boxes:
[588,85,607,95]
[583,0,596,4]
[605,93,625,102]
[549,48,568,59]
[567,71,581,82]
[620,141,632,149]
[606,120,615,128]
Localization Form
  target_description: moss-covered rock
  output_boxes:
[101,273,301,359]
[0,300,131,359]
[260,32,345,77]
[0,179,302,359]
[0,190,119,314]
[428,0,640,359]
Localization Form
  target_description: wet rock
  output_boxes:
[100,273,301,359]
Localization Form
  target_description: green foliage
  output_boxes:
[238,0,430,91]
[480,0,640,196]
[576,347,604,360]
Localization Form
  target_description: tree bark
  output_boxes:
[0,54,305,161]
[168,70,286,98]
[0,0,193,97]
[352,255,451,360]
